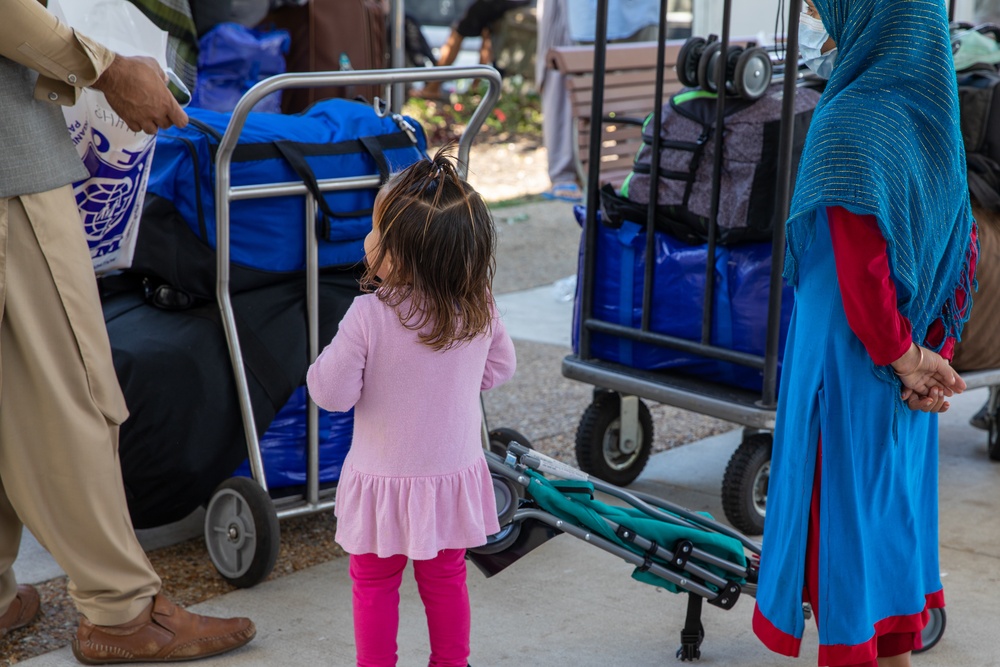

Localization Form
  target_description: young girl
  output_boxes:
[306,148,516,667]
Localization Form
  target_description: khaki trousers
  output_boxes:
[0,186,160,626]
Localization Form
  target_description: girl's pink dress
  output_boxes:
[306,294,516,560]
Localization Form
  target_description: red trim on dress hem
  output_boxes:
[753,602,801,657]
[816,591,946,666]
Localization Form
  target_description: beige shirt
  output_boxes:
[0,0,115,105]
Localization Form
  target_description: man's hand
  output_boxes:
[92,54,188,134]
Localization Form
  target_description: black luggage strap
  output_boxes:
[677,594,705,662]
[197,303,295,413]
[272,140,373,241]
[358,135,391,183]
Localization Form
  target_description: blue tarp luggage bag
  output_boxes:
[233,386,353,490]
[571,206,794,392]
[134,98,427,299]
[190,22,291,113]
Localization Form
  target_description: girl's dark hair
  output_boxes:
[363,145,496,351]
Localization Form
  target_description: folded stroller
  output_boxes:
[471,443,948,661]
[469,443,761,661]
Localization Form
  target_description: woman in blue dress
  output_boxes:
[753,1,978,666]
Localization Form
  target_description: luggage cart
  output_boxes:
[473,442,948,661]
[200,65,504,588]
[562,0,1000,537]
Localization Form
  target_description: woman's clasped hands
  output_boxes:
[891,343,967,413]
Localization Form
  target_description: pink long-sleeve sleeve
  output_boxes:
[306,298,367,413]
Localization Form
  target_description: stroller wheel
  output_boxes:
[204,477,281,588]
[575,392,653,486]
[733,46,772,100]
[677,35,710,88]
[721,432,772,535]
[915,607,946,653]
[469,521,522,555]
[696,41,724,93]
[491,474,523,527]
[489,427,532,457]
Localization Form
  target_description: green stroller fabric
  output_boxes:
[523,470,747,593]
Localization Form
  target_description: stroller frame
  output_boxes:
[473,442,948,661]
[472,443,761,661]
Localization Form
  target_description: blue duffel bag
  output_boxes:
[233,386,353,490]
[133,98,427,298]
[571,206,794,393]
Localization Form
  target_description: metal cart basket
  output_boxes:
[562,0,1000,537]
[200,65,503,587]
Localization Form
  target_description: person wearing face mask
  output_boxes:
[798,1,837,78]
[752,2,979,667]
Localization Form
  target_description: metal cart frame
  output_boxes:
[201,65,503,587]
[562,0,1000,535]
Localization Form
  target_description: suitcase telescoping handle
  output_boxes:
[214,66,503,493]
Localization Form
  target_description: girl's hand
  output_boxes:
[891,343,966,401]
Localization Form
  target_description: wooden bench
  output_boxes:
[547,40,686,190]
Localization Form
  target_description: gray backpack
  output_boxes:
[606,82,820,245]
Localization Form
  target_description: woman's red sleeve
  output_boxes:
[827,207,979,364]
[826,206,913,365]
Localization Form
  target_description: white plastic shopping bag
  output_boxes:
[49,0,182,274]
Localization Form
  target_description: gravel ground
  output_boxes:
[1,139,733,666]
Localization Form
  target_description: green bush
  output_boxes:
[403,76,542,146]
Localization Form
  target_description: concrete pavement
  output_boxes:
[14,383,1000,666]
[11,195,1000,665]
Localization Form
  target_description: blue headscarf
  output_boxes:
[786,0,976,352]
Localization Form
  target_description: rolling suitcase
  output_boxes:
[263,0,388,113]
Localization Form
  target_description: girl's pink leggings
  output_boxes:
[350,548,470,667]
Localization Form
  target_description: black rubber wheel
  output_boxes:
[677,36,707,88]
[720,45,745,95]
[696,41,724,93]
[915,607,946,653]
[204,477,281,588]
[575,393,654,486]
[468,520,522,555]
[988,409,999,461]
[733,46,772,100]
[491,474,523,527]
[488,427,532,458]
[721,433,772,535]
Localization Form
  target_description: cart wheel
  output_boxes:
[721,433,772,535]
[989,416,1000,461]
[733,46,772,100]
[988,395,1000,461]
[468,520,522,555]
[204,477,280,588]
[489,427,532,458]
[575,392,653,486]
[696,41,724,92]
[491,474,523,527]
[915,607,946,653]
[677,36,708,88]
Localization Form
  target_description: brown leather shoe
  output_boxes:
[72,594,255,664]
[0,584,41,638]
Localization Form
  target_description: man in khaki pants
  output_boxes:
[0,0,256,662]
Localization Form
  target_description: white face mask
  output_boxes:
[799,12,838,78]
